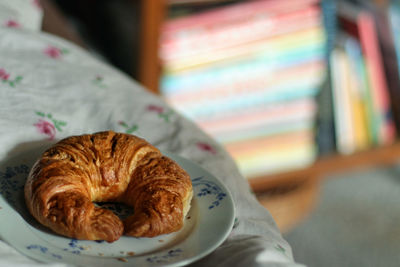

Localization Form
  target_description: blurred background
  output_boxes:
[41,0,400,266]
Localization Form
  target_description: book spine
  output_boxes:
[389,3,400,76]
[214,120,314,144]
[358,11,396,145]
[162,0,320,33]
[162,26,325,73]
[224,129,314,154]
[344,36,372,149]
[225,129,317,177]
[160,6,321,61]
[168,82,320,120]
[161,42,325,95]
[331,48,356,154]
[386,3,400,132]
[164,59,324,107]
[198,98,317,136]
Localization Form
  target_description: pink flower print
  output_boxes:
[147,104,165,114]
[34,111,66,139]
[34,119,56,140]
[4,19,20,28]
[31,0,42,9]
[197,142,217,154]
[0,69,10,81]
[147,104,174,122]
[44,46,62,59]
[0,68,22,87]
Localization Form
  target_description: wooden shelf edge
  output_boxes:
[138,0,166,94]
[249,141,400,193]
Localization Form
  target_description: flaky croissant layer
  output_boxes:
[24,131,193,242]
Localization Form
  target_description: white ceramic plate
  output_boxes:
[0,151,235,266]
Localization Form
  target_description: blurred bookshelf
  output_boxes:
[138,0,400,193]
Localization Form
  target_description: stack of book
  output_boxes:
[330,0,397,155]
[159,0,328,178]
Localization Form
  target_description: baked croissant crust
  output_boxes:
[24,131,193,242]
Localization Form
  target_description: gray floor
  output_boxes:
[284,165,400,267]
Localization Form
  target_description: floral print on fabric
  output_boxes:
[43,45,69,59]
[34,112,67,140]
[0,68,22,87]
[34,119,56,140]
[147,104,174,123]
[31,0,42,9]
[4,19,20,28]
[0,69,10,81]
[196,142,217,154]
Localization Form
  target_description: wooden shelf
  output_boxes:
[137,0,168,94]
[257,175,320,232]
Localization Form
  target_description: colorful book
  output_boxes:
[330,48,357,154]
[389,2,400,76]
[169,80,320,120]
[162,26,325,72]
[162,0,320,33]
[385,2,400,132]
[337,1,396,146]
[225,129,317,178]
[213,119,314,144]
[161,41,325,95]
[343,35,371,150]
[160,5,322,61]
[159,0,326,177]
[198,98,317,138]
[164,59,324,105]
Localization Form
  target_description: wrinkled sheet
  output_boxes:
[0,1,305,266]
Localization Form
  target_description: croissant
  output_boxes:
[24,131,193,242]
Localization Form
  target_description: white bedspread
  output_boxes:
[0,1,305,266]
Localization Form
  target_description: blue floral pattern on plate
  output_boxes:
[63,239,86,255]
[0,164,29,206]
[26,244,62,260]
[192,176,227,209]
[146,248,183,264]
